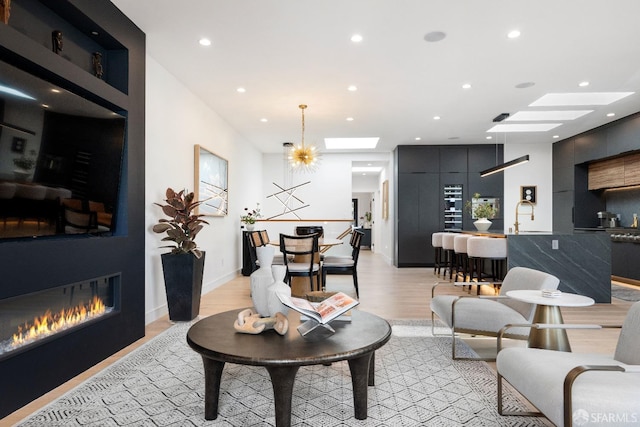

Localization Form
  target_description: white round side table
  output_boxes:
[506,289,595,352]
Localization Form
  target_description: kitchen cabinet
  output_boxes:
[588,157,625,189]
[553,190,574,233]
[574,129,608,164]
[606,113,640,157]
[553,138,574,192]
[624,153,640,185]
[397,146,439,172]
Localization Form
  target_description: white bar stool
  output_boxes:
[453,234,472,282]
[431,232,446,275]
[467,236,508,294]
[441,233,457,279]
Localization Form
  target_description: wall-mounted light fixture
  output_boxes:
[480,154,530,177]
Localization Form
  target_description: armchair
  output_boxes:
[430,266,560,360]
[497,301,640,427]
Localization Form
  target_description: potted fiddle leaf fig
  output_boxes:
[153,187,209,321]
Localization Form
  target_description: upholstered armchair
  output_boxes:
[430,266,560,360]
[497,301,640,427]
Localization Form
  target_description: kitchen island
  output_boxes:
[459,230,611,302]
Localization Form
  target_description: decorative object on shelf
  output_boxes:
[92,52,103,79]
[153,187,209,321]
[233,308,289,335]
[241,203,261,230]
[520,185,537,204]
[287,104,321,172]
[266,265,290,317]
[12,149,37,182]
[51,30,63,54]
[1,0,10,25]
[194,144,228,216]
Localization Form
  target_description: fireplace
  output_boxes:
[0,274,120,361]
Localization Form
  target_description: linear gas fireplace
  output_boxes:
[0,274,120,360]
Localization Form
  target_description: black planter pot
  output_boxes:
[161,252,205,321]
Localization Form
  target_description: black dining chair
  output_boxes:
[321,229,364,298]
[280,233,321,293]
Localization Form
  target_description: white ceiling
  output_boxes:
[111,0,640,155]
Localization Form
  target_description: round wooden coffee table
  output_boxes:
[187,309,391,427]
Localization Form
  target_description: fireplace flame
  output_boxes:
[11,296,107,348]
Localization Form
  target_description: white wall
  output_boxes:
[145,56,263,323]
[503,143,553,233]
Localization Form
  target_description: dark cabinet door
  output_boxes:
[397,173,439,266]
[553,138,575,192]
[606,114,640,157]
[552,190,574,233]
[468,145,503,173]
[397,146,440,172]
[574,130,608,164]
[440,147,468,173]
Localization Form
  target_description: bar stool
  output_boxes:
[453,234,472,282]
[441,233,457,279]
[431,232,446,275]
[467,236,507,294]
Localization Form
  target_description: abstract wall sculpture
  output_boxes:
[266,181,310,219]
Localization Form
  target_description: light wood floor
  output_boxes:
[2,250,635,425]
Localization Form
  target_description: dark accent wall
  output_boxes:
[0,0,145,417]
[394,144,504,267]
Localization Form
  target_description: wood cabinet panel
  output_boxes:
[588,158,625,189]
[624,153,640,186]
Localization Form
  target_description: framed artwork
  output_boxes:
[521,185,536,204]
[11,137,26,153]
[194,144,228,216]
[382,180,389,220]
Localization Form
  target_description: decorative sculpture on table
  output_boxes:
[52,30,63,54]
[233,308,289,335]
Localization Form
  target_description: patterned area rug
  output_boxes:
[611,283,640,302]
[16,319,548,426]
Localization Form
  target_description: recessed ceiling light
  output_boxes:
[486,136,493,140]
[433,116,441,120]
[346,117,354,121]
[424,31,446,42]
[199,38,212,46]
[260,118,268,123]
[351,34,363,43]
[91,31,99,36]
[236,87,246,93]
[553,135,560,139]
[515,82,535,89]
[348,85,357,92]
[41,104,49,108]
[507,30,521,39]
[487,123,562,132]
[607,112,616,117]
[506,110,593,121]
[51,88,61,93]
[325,137,379,149]
[462,83,472,89]
[415,137,421,141]
[530,92,634,106]
[579,81,590,87]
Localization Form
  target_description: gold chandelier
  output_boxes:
[288,104,320,172]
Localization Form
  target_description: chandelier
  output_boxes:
[288,104,320,172]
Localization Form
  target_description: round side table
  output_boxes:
[506,289,595,352]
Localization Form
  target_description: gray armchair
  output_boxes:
[497,301,640,427]
[430,266,560,360]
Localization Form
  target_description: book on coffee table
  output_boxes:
[277,292,359,325]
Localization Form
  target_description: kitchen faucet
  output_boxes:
[514,200,535,234]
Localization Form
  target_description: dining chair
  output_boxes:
[279,233,321,293]
[321,229,364,298]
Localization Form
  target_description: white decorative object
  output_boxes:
[250,266,273,317]
[267,265,290,316]
[473,218,492,231]
[256,245,275,269]
[245,224,255,231]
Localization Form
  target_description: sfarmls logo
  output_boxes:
[573,409,638,425]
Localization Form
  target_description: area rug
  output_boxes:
[16,319,548,426]
[611,283,640,302]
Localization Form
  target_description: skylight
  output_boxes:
[530,92,634,107]
[325,137,379,149]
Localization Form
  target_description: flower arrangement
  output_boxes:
[241,203,262,225]
[152,187,209,258]
[465,193,498,219]
[13,156,36,170]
